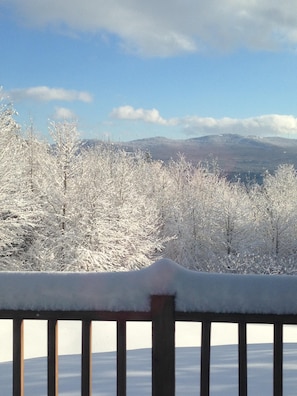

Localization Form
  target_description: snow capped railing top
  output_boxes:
[1,259,297,314]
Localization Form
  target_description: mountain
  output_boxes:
[84,134,297,183]
[117,134,297,182]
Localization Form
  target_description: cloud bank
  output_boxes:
[7,86,93,103]
[111,106,297,137]
[5,0,297,56]
[182,114,297,136]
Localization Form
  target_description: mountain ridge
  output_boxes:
[121,134,297,181]
[85,134,297,182]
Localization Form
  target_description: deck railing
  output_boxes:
[2,294,297,396]
[1,259,297,396]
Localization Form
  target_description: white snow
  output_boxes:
[1,345,297,395]
[1,258,297,314]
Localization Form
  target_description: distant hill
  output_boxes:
[84,134,297,183]
[119,134,297,183]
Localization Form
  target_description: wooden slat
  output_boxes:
[117,320,127,396]
[81,320,92,396]
[0,310,152,321]
[273,323,283,396]
[152,295,175,396]
[13,318,24,396]
[2,309,297,325]
[48,319,58,396]
[175,311,297,325]
[238,322,247,396]
[200,321,211,396]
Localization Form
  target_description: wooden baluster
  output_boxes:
[238,322,247,396]
[273,323,283,396]
[48,319,58,396]
[200,320,211,396]
[82,320,92,396]
[117,320,127,396]
[13,318,24,396]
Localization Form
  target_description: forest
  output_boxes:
[1,99,297,275]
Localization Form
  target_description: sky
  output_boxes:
[1,1,297,141]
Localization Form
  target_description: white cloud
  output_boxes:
[111,106,297,137]
[8,86,93,103]
[111,105,176,126]
[5,0,297,56]
[182,114,297,137]
[53,107,76,120]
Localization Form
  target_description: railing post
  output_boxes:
[117,320,127,396]
[13,318,24,396]
[200,320,211,396]
[274,323,283,396]
[82,320,92,396]
[48,319,58,396]
[151,295,175,396]
[238,322,247,396]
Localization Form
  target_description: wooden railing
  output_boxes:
[2,294,297,396]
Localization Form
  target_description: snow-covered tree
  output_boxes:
[160,158,222,269]
[208,180,254,257]
[160,157,256,271]
[21,125,166,271]
[25,121,82,270]
[72,145,164,271]
[14,122,63,270]
[0,99,40,268]
[251,164,297,258]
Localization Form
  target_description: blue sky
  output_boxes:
[2,0,297,141]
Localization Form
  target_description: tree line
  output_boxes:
[1,100,297,274]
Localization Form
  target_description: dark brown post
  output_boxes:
[117,320,127,396]
[151,295,175,396]
[82,320,92,396]
[273,323,283,396]
[13,318,24,396]
[238,322,247,396]
[48,319,58,396]
[200,320,211,396]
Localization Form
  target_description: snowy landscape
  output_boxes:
[1,98,297,394]
[1,100,297,275]
[3,1,297,394]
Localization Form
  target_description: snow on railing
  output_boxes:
[1,258,297,314]
[2,259,297,396]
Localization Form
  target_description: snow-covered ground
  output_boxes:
[1,342,297,395]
